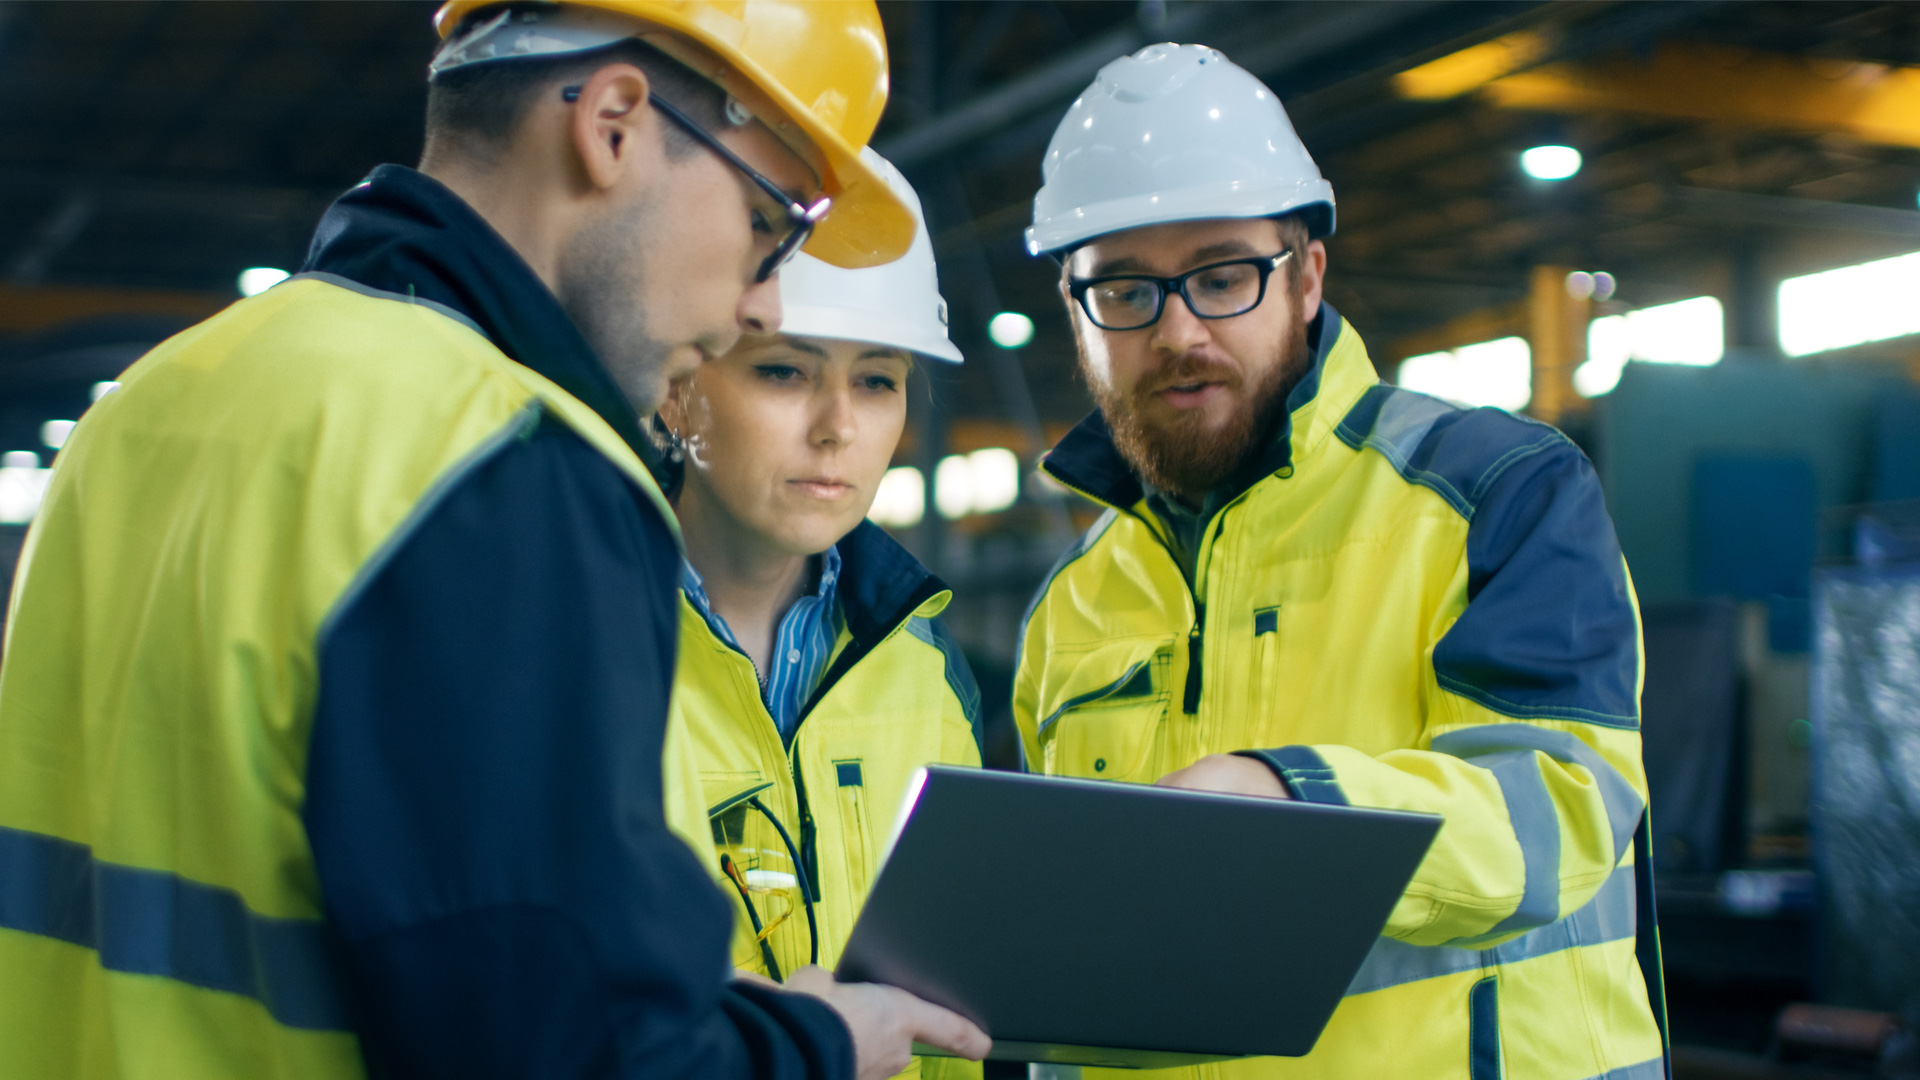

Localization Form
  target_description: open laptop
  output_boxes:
[835,766,1441,1068]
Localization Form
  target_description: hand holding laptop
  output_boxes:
[1156,753,1293,799]
[785,965,992,1079]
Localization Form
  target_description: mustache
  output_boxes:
[1136,354,1243,398]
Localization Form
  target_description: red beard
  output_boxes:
[1090,326,1308,503]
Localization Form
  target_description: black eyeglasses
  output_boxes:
[1068,250,1294,331]
[563,86,831,282]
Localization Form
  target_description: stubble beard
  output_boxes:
[1086,302,1311,504]
[556,194,679,417]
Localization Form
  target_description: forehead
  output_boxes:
[729,333,910,364]
[1070,217,1285,278]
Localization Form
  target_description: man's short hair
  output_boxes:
[426,7,729,165]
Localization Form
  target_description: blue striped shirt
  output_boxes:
[680,546,842,742]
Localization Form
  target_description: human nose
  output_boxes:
[1148,287,1210,356]
[738,273,783,336]
[810,383,857,448]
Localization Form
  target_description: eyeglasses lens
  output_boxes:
[1083,260,1271,330]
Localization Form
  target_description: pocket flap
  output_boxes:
[1037,637,1175,735]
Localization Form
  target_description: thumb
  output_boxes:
[900,994,991,1061]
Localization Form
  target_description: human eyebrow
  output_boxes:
[1086,255,1148,277]
[778,338,830,359]
[857,347,910,363]
[1187,241,1263,264]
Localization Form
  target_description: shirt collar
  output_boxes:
[681,546,843,645]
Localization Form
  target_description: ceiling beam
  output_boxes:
[1477,42,1920,150]
[0,283,228,335]
[1661,185,1920,238]
[876,3,1213,168]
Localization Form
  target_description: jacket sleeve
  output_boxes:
[302,420,853,1080]
[1243,436,1646,948]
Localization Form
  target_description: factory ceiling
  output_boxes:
[3,0,1920,456]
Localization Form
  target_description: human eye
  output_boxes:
[753,362,804,383]
[750,208,775,236]
[1095,280,1155,310]
[859,373,900,393]
[1195,264,1253,294]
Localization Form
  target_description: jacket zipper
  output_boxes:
[1183,604,1205,714]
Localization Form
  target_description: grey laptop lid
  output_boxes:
[836,766,1441,1068]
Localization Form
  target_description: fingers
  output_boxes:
[898,992,991,1061]
[782,965,833,996]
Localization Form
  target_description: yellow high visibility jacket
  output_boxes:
[0,166,854,1080]
[1014,305,1662,1080]
[663,521,983,1079]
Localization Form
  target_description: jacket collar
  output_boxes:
[302,164,658,468]
[1042,301,1369,510]
[832,520,950,648]
[677,520,949,654]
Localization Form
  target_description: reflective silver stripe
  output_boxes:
[1432,724,1644,872]
[0,824,350,1031]
[1450,748,1561,943]
[1345,864,1636,997]
[1579,1057,1665,1080]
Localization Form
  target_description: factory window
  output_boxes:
[1576,295,1725,397]
[935,448,1021,520]
[0,451,51,525]
[1397,336,1532,412]
[868,466,925,528]
[1778,250,1920,359]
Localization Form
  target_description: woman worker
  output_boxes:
[657,151,982,1076]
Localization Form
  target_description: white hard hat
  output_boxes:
[1026,43,1335,257]
[778,149,963,364]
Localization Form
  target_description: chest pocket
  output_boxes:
[1038,638,1174,782]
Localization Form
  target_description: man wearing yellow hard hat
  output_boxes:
[0,3,986,1079]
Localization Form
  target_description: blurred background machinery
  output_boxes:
[4,3,1920,1075]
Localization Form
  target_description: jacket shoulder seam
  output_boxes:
[1336,386,1574,520]
[315,402,544,651]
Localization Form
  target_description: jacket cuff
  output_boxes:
[1234,747,1350,806]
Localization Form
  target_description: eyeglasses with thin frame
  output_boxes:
[562,86,831,283]
[1068,249,1295,331]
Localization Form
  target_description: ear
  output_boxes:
[1299,239,1328,313]
[567,64,657,193]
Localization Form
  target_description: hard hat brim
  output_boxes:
[1026,179,1336,257]
[435,1,915,269]
[779,304,965,365]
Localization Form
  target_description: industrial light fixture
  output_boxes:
[1520,144,1582,181]
[41,420,76,450]
[1563,270,1617,301]
[237,267,290,297]
[987,311,1035,349]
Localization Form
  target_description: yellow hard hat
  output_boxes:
[432,0,913,269]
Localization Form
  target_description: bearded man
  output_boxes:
[1013,45,1666,1080]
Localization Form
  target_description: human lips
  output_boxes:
[787,476,855,499]
[1152,370,1239,410]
